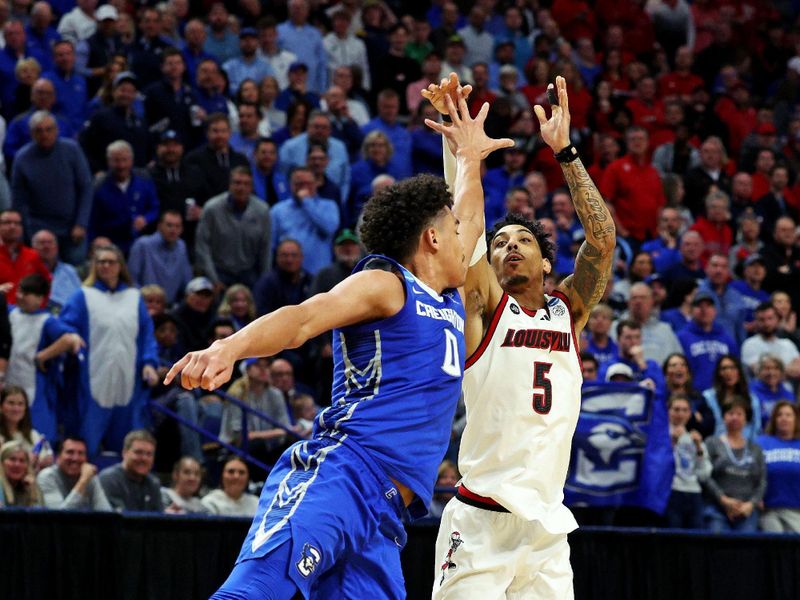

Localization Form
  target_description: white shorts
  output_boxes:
[432,495,574,600]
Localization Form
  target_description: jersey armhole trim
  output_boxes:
[548,289,583,372]
[465,293,509,370]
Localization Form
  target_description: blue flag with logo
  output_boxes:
[564,382,674,514]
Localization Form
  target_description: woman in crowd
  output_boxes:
[758,402,800,533]
[611,250,655,302]
[162,456,208,514]
[703,397,766,533]
[748,354,794,436]
[271,100,311,147]
[60,245,159,457]
[771,290,798,338]
[663,353,715,438]
[427,460,459,520]
[216,284,257,330]
[703,355,754,438]
[0,440,43,507]
[201,455,259,517]
[348,130,404,225]
[0,386,51,469]
[665,393,711,529]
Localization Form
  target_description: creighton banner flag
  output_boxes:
[564,382,674,514]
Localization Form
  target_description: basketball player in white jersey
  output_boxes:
[426,76,616,598]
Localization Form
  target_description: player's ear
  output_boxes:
[542,257,552,275]
[421,225,438,251]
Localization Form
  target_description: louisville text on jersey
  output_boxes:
[499,328,571,352]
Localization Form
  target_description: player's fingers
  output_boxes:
[460,84,473,98]
[164,354,190,385]
[424,118,448,134]
[456,90,471,121]
[421,89,432,100]
[444,94,461,125]
[533,104,548,126]
[440,77,449,90]
[200,361,225,391]
[557,75,569,113]
[491,137,516,151]
[476,101,490,124]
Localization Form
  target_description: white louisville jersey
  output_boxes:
[458,291,582,533]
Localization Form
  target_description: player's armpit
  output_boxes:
[556,239,613,334]
[463,258,505,354]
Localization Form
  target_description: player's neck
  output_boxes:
[405,256,449,295]
[503,282,545,310]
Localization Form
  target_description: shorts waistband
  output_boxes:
[456,485,510,513]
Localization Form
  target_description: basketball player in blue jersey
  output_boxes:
[426,76,617,598]
[165,85,513,599]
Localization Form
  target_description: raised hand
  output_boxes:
[164,341,237,392]
[533,75,571,152]
[424,91,514,161]
[421,72,472,116]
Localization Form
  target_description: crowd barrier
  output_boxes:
[2,510,798,599]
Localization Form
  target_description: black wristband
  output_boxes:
[554,144,579,163]
[441,113,452,123]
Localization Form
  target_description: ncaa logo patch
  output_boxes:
[553,304,566,316]
[509,303,520,314]
[296,543,322,577]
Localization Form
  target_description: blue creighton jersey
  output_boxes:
[316,254,465,515]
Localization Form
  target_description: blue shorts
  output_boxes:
[214,435,408,599]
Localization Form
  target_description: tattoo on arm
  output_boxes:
[561,159,615,246]
[570,241,612,308]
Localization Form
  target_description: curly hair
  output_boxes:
[487,213,556,264]
[359,174,452,262]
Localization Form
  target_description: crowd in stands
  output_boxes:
[0,0,798,533]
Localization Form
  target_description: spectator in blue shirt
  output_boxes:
[279,110,350,201]
[600,319,667,401]
[411,101,445,177]
[1,20,53,119]
[222,27,274,96]
[43,40,88,136]
[641,206,683,273]
[192,58,229,117]
[698,253,748,344]
[271,166,339,275]
[757,401,800,533]
[252,138,289,206]
[277,0,328,94]
[229,102,261,164]
[89,140,160,254]
[583,303,619,371]
[482,144,526,226]
[31,229,82,311]
[25,2,60,70]
[306,143,342,209]
[128,210,193,303]
[729,254,770,331]
[347,130,404,227]
[274,61,321,112]
[181,19,213,86]
[252,238,312,316]
[361,89,412,179]
[677,290,739,392]
[203,3,240,64]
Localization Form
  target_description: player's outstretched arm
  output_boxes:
[534,76,616,335]
[164,270,404,391]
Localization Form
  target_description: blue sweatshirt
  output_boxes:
[677,320,738,392]
[757,435,800,509]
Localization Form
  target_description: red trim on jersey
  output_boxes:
[465,293,509,369]
[456,485,509,512]
[548,290,583,372]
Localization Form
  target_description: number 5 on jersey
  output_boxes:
[533,361,552,414]
[441,329,461,377]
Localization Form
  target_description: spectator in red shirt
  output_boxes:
[714,82,757,158]
[658,46,705,104]
[467,62,496,118]
[626,76,665,135]
[0,210,51,305]
[588,133,622,185]
[600,126,666,242]
[550,0,596,44]
[750,148,777,201]
[690,190,734,262]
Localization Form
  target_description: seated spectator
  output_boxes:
[683,136,731,218]
[274,61,321,111]
[60,245,159,457]
[171,277,217,351]
[222,27,274,96]
[203,2,239,64]
[196,166,271,288]
[271,167,339,275]
[611,252,654,303]
[193,59,230,118]
[702,397,766,533]
[691,191,734,264]
[141,284,168,317]
[84,7,125,96]
[665,393,712,529]
[642,207,684,276]
[253,239,311,317]
[698,252,748,344]
[663,352,716,439]
[161,456,208,514]
[581,303,618,370]
[0,387,49,465]
[271,100,311,148]
[741,303,800,380]
[216,284,257,331]
[128,210,193,304]
[428,459,459,520]
[270,357,317,417]
[31,229,82,311]
[411,101,445,177]
[755,165,797,240]
[306,143,342,208]
[89,140,160,254]
[184,113,249,203]
[660,278,698,334]
[757,402,800,534]
[181,19,214,86]
[201,455,259,516]
[612,282,683,368]
[772,291,798,338]
[289,393,318,438]
[0,208,51,304]
[730,254,770,333]
[221,357,293,468]
[600,320,667,399]
[36,436,112,510]
[79,71,150,174]
[98,429,163,512]
[129,7,171,88]
[580,352,599,382]
[347,131,404,226]
[320,84,364,157]
[762,216,800,313]
[6,275,83,440]
[361,89,412,179]
[677,290,739,392]
[0,440,43,507]
[251,137,289,207]
[663,231,706,286]
[229,101,261,164]
[749,354,795,436]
